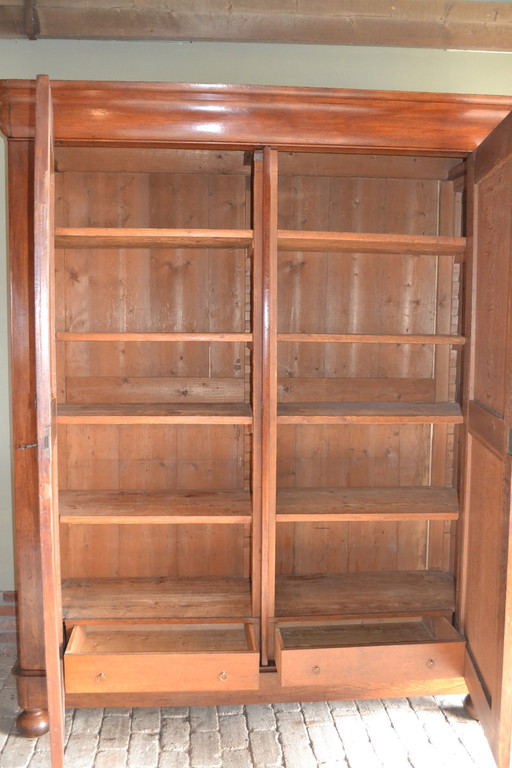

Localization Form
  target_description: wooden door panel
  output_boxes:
[461,112,512,768]
[34,75,65,768]
[473,161,512,416]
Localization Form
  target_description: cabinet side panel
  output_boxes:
[8,140,46,675]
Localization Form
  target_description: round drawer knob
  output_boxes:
[218,670,228,682]
[96,672,106,683]
[426,658,435,669]
[312,665,321,674]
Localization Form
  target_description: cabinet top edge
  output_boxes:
[1,78,511,154]
[2,78,512,104]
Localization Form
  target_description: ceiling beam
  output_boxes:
[0,1,511,51]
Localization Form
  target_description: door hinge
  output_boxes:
[44,426,50,454]
[508,428,512,456]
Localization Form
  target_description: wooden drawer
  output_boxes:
[275,617,465,690]
[64,622,259,694]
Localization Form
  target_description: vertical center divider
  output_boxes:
[251,153,263,626]
[254,148,279,665]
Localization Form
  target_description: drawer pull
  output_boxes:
[218,670,228,682]
[312,665,321,674]
[96,672,106,683]
[426,658,435,669]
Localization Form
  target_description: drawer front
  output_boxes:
[65,650,260,693]
[64,623,260,694]
[275,620,465,691]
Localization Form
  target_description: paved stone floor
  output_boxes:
[0,654,497,768]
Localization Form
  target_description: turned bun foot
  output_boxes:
[16,708,50,738]
[463,695,478,721]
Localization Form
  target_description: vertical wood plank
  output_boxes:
[429,179,459,570]
[34,75,65,768]
[259,148,278,664]
[251,153,264,622]
[8,137,50,709]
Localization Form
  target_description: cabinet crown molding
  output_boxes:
[1,78,512,154]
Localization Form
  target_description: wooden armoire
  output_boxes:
[2,76,512,768]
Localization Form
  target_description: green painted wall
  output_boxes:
[1,39,512,590]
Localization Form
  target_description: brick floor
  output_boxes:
[0,655,497,767]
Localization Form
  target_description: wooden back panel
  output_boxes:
[55,151,253,580]
[275,155,462,576]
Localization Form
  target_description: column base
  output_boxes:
[16,708,49,738]
[14,664,48,737]
[463,694,478,720]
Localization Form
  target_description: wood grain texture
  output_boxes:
[276,487,459,522]
[249,152,264,620]
[8,140,46,676]
[474,111,512,185]
[276,419,434,577]
[55,227,252,248]
[468,400,508,459]
[277,230,466,256]
[463,440,503,701]
[54,147,459,179]
[59,490,252,524]
[33,74,65,768]
[63,376,244,404]
[473,157,512,419]
[54,147,249,174]
[278,334,464,344]
[57,423,245,492]
[67,622,257,653]
[277,402,463,424]
[458,127,512,768]
[277,616,461,648]
[8,78,512,760]
[1,80,511,153]
[57,333,251,342]
[60,523,249,579]
[65,668,467,708]
[275,571,455,618]
[64,622,259,694]
[276,628,464,691]
[277,377,436,403]
[259,148,279,664]
[57,403,252,424]
[61,577,253,619]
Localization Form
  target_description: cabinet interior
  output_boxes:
[53,145,467,662]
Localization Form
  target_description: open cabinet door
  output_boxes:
[34,75,65,767]
[460,112,512,768]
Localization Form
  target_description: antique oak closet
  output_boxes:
[2,76,512,768]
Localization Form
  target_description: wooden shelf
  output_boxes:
[61,577,253,620]
[277,230,466,259]
[55,227,253,249]
[57,403,252,425]
[56,332,252,343]
[275,571,455,619]
[60,490,252,525]
[55,228,465,256]
[277,402,463,424]
[278,333,464,345]
[276,487,459,522]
